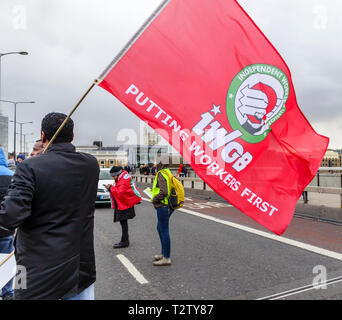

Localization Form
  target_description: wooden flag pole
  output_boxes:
[0,251,15,268]
[43,79,98,153]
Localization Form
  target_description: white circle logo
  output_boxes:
[227,64,290,143]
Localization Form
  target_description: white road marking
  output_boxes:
[142,197,342,261]
[257,275,342,300]
[116,254,149,285]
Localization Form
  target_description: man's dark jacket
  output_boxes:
[0,143,99,300]
[0,148,14,237]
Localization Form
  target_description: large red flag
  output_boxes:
[98,0,329,235]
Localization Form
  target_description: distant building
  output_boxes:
[321,150,341,167]
[143,124,160,146]
[0,114,9,157]
[76,143,128,168]
[334,149,342,166]
[123,144,168,167]
[140,122,182,164]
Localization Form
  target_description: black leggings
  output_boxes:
[120,220,129,243]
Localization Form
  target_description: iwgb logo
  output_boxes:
[226,64,290,143]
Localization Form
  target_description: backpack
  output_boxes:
[162,170,185,210]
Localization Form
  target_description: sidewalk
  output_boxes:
[298,192,341,209]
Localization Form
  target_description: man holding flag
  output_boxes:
[0,113,99,300]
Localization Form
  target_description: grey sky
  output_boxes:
[0,0,341,153]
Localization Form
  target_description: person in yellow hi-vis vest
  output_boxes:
[151,154,174,266]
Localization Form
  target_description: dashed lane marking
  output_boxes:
[116,254,149,285]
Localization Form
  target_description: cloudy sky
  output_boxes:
[0,0,341,153]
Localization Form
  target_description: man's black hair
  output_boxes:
[41,112,74,143]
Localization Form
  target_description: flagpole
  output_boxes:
[0,251,14,268]
[43,80,98,153]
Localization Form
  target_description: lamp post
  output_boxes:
[0,52,29,159]
[25,139,35,156]
[0,52,28,109]
[21,132,34,155]
[10,120,33,153]
[0,100,35,159]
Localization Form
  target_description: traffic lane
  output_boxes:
[158,193,342,299]
[274,281,342,300]
[257,268,342,300]
[94,205,169,300]
[170,194,342,254]
[94,201,342,300]
[138,186,342,254]
[282,281,342,300]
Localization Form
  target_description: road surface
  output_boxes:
[94,193,342,300]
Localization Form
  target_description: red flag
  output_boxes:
[98,0,329,235]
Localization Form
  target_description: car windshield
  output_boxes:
[99,170,112,180]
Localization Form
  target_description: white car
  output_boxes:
[96,168,113,205]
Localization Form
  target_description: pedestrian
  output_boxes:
[7,153,16,172]
[182,165,188,178]
[177,164,183,178]
[151,154,174,266]
[16,154,25,165]
[0,147,15,300]
[105,166,142,249]
[124,163,131,174]
[30,139,45,157]
[143,164,150,175]
[0,112,99,300]
[151,163,157,176]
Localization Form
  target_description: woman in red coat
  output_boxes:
[105,166,142,249]
[177,164,183,178]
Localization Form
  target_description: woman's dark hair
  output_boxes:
[41,112,74,143]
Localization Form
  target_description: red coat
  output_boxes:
[109,171,142,211]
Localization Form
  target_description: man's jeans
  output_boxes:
[62,284,95,300]
[0,235,15,298]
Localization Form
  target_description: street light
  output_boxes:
[0,99,35,159]
[21,132,34,155]
[0,52,29,56]
[24,139,35,156]
[10,120,33,153]
[0,51,29,109]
